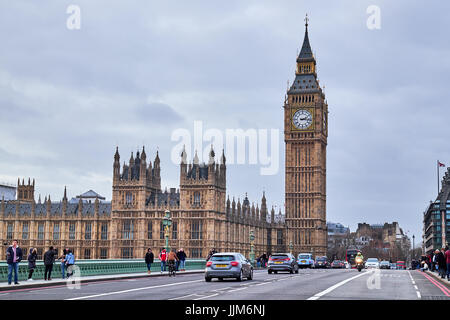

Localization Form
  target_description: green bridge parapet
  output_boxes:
[0,259,207,282]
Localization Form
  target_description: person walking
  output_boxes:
[6,240,23,285]
[44,246,56,281]
[167,249,179,276]
[145,248,154,274]
[159,249,167,273]
[58,248,67,279]
[432,250,438,272]
[27,248,37,281]
[65,249,75,278]
[177,248,186,271]
[445,246,450,281]
[435,248,446,279]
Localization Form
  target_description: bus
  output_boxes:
[345,249,361,268]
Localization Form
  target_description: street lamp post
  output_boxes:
[249,230,255,266]
[162,210,172,253]
[412,235,415,261]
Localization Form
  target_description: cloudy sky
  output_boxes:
[1,0,449,241]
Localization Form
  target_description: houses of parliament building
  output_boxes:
[0,20,328,260]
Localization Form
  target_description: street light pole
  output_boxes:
[249,230,255,266]
[162,210,172,253]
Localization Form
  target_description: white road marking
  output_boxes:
[228,287,248,293]
[169,293,202,300]
[307,271,369,300]
[65,279,203,300]
[193,293,219,300]
[407,270,421,300]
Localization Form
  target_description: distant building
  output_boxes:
[355,222,410,261]
[327,222,350,260]
[423,167,450,254]
[0,183,16,201]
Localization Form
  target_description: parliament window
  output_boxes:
[160,221,164,239]
[22,222,29,240]
[37,223,44,240]
[101,223,108,240]
[36,248,43,260]
[84,248,91,259]
[191,248,202,258]
[85,223,92,240]
[100,248,108,259]
[6,223,14,240]
[69,222,76,240]
[122,247,133,259]
[147,221,152,239]
[53,223,60,240]
[123,220,134,239]
[194,192,201,205]
[172,221,178,240]
[191,221,202,240]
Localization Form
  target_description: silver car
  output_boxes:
[205,252,253,282]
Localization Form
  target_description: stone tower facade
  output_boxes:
[284,18,328,256]
[17,178,35,203]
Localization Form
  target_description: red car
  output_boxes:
[396,261,406,270]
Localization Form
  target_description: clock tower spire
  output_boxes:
[284,17,328,257]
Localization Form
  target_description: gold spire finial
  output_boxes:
[305,14,309,28]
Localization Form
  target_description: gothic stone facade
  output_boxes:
[0,147,286,260]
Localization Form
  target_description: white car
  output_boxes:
[365,258,380,268]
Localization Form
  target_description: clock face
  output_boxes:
[293,109,313,129]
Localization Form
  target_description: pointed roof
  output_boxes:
[76,190,106,200]
[297,14,314,62]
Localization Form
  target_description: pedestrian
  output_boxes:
[206,249,214,261]
[6,240,23,285]
[177,248,186,271]
[58,248,67,279]
[435,248,446,279]
[159,248,167,273]
[27,248,37,281]
[44,246,56,281]
[256,256,261,268]
[167,249,179,276]
[445,246,450,281]
[145,248,154,274]
[65,249,75,278]
[432,250,438,272]
[175,249,180,271]
[262,253,268,268]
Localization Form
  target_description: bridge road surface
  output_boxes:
[0,269,448,300]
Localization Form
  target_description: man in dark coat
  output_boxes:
[27,248,37,280]
[44,246,56,281]
[6,240,23,285]
[145,248,154,274]
[436,248,446,279]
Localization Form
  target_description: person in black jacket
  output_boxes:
[177,248,187,271]
[44,246,56,281]
[436,247,446,279]
[145,248,154,274]
[6,240,23,285]
[27,248,37,281]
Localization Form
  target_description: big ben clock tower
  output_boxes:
[284,16,328,256]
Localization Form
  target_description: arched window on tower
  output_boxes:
[126,192,132,205]
[194,192,201,206]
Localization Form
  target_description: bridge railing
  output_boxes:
[0,259,207,282]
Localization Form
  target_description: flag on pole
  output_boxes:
[438,161,445,167]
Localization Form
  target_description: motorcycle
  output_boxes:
[355,257,364,272]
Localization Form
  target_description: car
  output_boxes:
[297,253,314,269]
[314,256,329,268]
[396,261,406,270]
[379,261,390,269]
[390,263,397,270]
[331,260,345,268]
[365,258,380,269]
[268,253,299,274]
[205,252,253,282]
